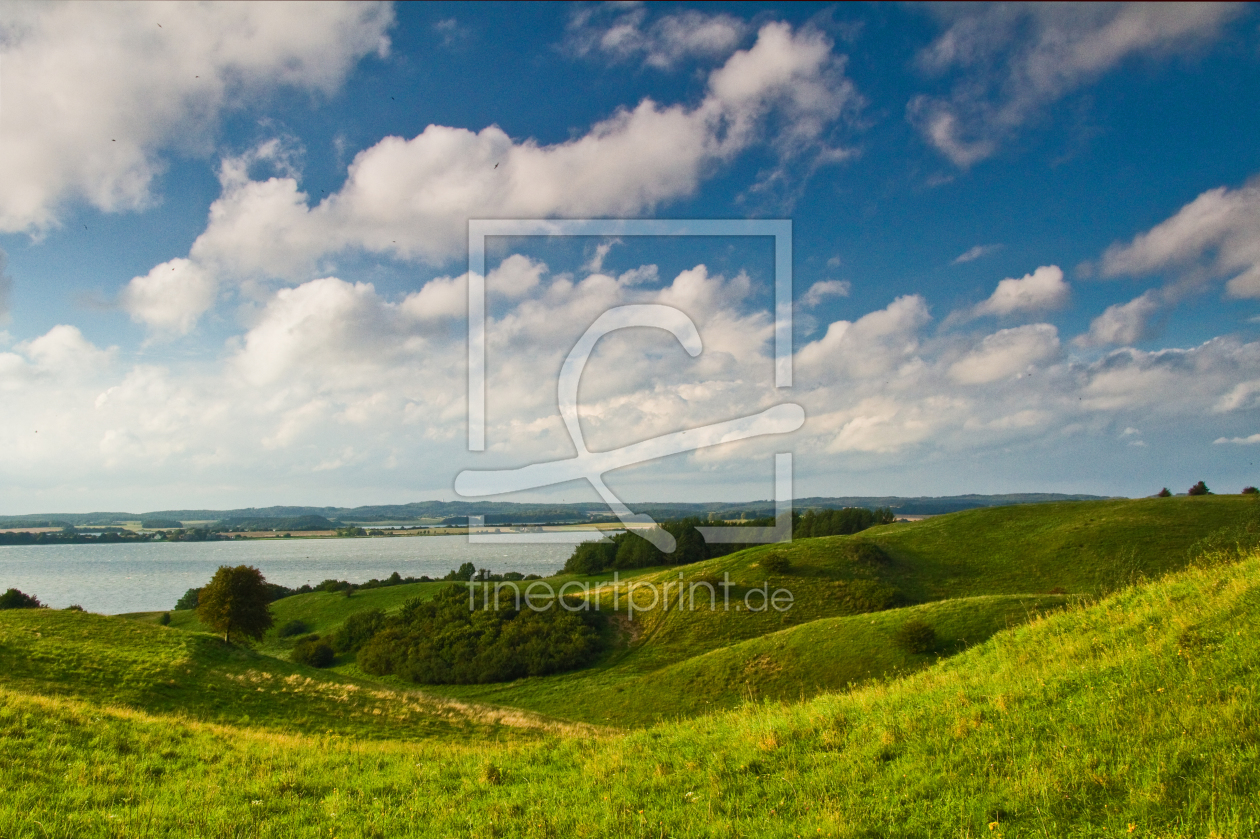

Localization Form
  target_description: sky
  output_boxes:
[2,2,1260,513]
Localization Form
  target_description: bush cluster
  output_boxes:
[291,635,335,668]
[356,585,605,684]
[563,509,896,576]
[332,609,387,653]
[0,588,44,610]
[277,619,309,638]
[894,619,937,655]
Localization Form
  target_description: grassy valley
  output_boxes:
[3,496,1258,836]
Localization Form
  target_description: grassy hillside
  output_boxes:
[120,496,1255,727]
[0,609,588,741]
[438,593,1072,725]
[4,545,1258,837]
[422,497,1255,722]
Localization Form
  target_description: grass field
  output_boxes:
[3,496,1257,836]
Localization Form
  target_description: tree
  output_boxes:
[1188,481,1211,496]
[195,565,274,644]
[1243,486,1258,495]
[0,588,43,610]
[1157,488,1172,497]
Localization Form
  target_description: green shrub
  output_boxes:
[894,619,937,655]
[1157,488,1172,497]
[332,608,386,653]
[277,619,308,638]
[761,553,791,574]
[0,588,44,610]
[1189,481,1211,496]
[291,635,335,668]
[1243,486,1258,495]
[174,587,200,610]
[159,612,171,625]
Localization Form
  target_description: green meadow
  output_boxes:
[3,496,1259,836]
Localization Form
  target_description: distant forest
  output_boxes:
[0,493,1111,529]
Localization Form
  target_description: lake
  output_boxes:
[0,535,597,614]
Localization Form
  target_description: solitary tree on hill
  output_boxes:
[196,565,274,644]
[1188,481,1211,496]
[1157,488,1172,497]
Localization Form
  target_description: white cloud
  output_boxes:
[400,274,468,322]
[181,21,856,293]
[233,277,420,387]
[1074,290,1162,347]
[1100,178,1260,298]
[910,4,1240,166]
[487,255,547,299]
[0,324,113,390]
[568,7,750,69]
[120,258,218,335]
[8,265,1260,505]
[973,265,1070,318]
[949,324,1060,384]
[1215,433,1260,445]
[0,1,392,233]
[1215,380,1260,413]
[796,295,932,378]
[800,280,851,308]
[952,244,1001,264]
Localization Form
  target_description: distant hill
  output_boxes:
[0,493,1113,527]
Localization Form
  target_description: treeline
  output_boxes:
[0,529,157,545]
[173,565,538,611]
[353,585,605,684]
[794,507,896,538]
[563,508,896,575]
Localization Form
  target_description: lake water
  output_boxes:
[0,535,596,615]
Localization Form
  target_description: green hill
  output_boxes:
[3,539,1258,836]
[120,496,1257,727]
[0,608,587,741]
[418,496,1256,722]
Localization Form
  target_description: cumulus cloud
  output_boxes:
[120,258,218,335]
[182,22,856,288]
[796,295,932,379]
[0,324,113,390]
[567,6,750,69]
[0,1,392,233]
[8,260,1260,506]
[909,4,1240,166]
[972,265,1070,318]
[1074,289,1163,347]
[234,277,420,387]
[1100,178,1260,298]
[949,324,1060,384]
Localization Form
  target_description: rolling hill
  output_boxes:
[3,510,1258,836]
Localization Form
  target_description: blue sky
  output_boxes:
[2,2,1260,512]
